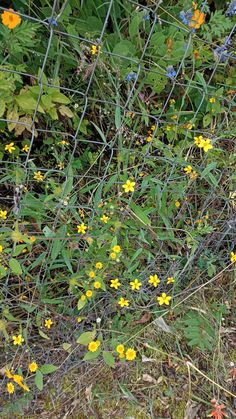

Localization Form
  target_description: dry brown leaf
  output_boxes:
[132,312,151,326]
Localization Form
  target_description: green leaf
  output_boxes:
[40,364,58,374]
[76,330,96,345]
[83,349,101,361]
[35,370,43,391]
[77,298,87,310]
[102,351,115,367]
[59,105,74,117]
[129,202,151,226]
[12,244,28,257]
[38,329,50,340]
[50,91,71,104]
[9,258,22,275]
[0,100,6,117]
[62,166,73,197]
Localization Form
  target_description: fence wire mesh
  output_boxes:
[0,0,236,414]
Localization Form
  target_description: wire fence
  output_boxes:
[0,0,236,413]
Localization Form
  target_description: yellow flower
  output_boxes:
[194,135,204,147]
[0,245,3,252]
[89,271,95,278]
[29,362,38,373]
[33,171,44,181]
[77,316,82,323]
[184,165,192,174]
[202,138,213,153]
[118,297,129,307]
[5,142,15,154]
[12,334,24,345]
[167,276,175,284]
[112,245,121,253]
[59,140,69,145]
[184,122,193,129]
[100,214,110,223]
[230,252,236,263]
[88,340,100,352]
[5,369,13,379]
[57,162,65,170]
[110,252,117,259]
[122,179,135,193]
[170,99,176,105]
[209,97,216,103]
[125,348,136,361]
[157,293,172,306]
[110,278,121,289]
[80,294,86,301]
[190,170,198,180]
[130,278,142,291]
[93,281,101,289]
[175,200,180,208]
[1,9,21,29]
[29,236,36,243]
[95,262,103,269]
[91,45,100,55]
[13,374,23,385]
[7,382,14,394]
[116,344,125,354]
[189,9,205,29]
[22,144,30,153]
[0,210,7,219]
[146,135,153,142]
[79,208,85,218]
[44,319,53,329]
[148,274,160,287]
[77,223,87,234]
[86,289,93,298]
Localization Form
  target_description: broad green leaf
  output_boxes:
[35,370,43,391]
[40,364,58,374]
[77,298,87,310]
[83,349,101,361]
[102,351,115,367]
[9,258,22,275]
[76,330,96,345]
[50,91,71,104]
[59,105,74,117]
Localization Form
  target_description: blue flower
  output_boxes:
[213,45,229,62]
[47,17,58,26]
[179,10,193,25]
[125,72,137,82]
[226,1,236,16]
[224,36,232,46]
[166,66,176,79]
[143,14,150,21]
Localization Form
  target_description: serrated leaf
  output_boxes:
[76,330,96,345]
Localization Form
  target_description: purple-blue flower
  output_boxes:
[166,66,176,79]
[213,45,229,62]
[47,17,58,26]
[179,10,193,25]
[126,72,137,82]
[143,14,150,21]
[226,1,236,16]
